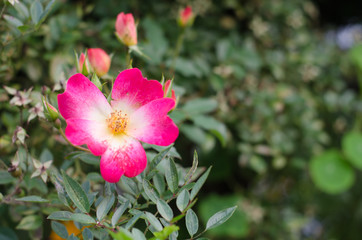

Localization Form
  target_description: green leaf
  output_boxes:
[186,209,198,237]
[157,199,173,222]
[0,171,15,184]
[145,212,163,232]
[206,206,237,230]
[17,25,31,33]
[165,158,178,193]
[51,221,68,239]
[109,228,133,240]
[125,212,142,230]
[82,228,93,240]
[148,145,173,171]
[96,195,115,221]
[68,152,100,166]
[14,1,29,19]
[38,0,55,25]
[121,176,139,196]
[47,211,73,221]
[30,0,43,25]
[0,227,18,240]
[310,150,354,194]
[153,173,166,195]
[61,170,90,213]
[184,151,198,184]
[71,213,96,225]
[16,215,42,230]
[180,125,207,146]
[190,167,212,200]
[15,195,48,203]
[153,225,180,240]
[67,234,79,240]
[112,200,129,227]
[176,189,190,212]
[132,228,146,240]
[342,132,362,169]
[4,15,23,28]
[143,180,159,204]
[183,98,218,115]
[191,115,228,146]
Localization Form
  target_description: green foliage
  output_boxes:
[1,0,362,239]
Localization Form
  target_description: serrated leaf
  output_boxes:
[186,209,198,237]
[47,211,73,221]
[206,206,237,230]
[112,200,129,227]
[157,199,173,222]
[71,213,96,225]
[190,167,211,200]
[15,195,48,203]
[51,221,68,239]
[143,180,159,204]
[61,170,90,213]
[30,0,43,24]
[176,189,190,212]
[96,195,115,221]
[82,228,93,240]
[145,212,163,232]
[165,158,178,193]
[16,215,42,230]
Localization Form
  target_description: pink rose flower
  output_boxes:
[87,48,111,77]
[178,6,194,28]
[115,12,138,46]
[58,68,179,183]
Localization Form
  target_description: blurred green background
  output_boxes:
[2,0,362,239]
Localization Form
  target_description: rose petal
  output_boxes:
[100,136,147,182]
[112,68,164,109]
[65,119,111,155]
[127,98,179,146]
[58,73,112,121]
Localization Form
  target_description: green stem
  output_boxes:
[126,49,131,69]
[59,128,91,153]
[170,28,185,74]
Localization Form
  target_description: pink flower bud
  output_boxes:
[87,48,111,77]
[78,53,89,75]
[115,12,138,47]
[178,6,194,28]
[164,80,177,109]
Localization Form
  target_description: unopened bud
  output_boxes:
[42,97,59,122]
[178,6,194,28]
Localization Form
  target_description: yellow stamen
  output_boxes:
[106,110,129,134]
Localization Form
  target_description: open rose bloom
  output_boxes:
[58,68,179,182]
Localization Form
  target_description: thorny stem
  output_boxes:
[59,128,91,153]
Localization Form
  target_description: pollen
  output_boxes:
[106,110,129,134]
